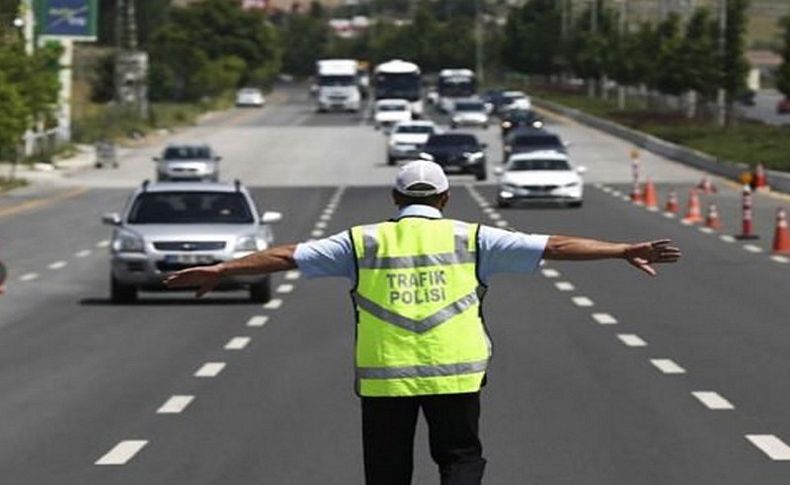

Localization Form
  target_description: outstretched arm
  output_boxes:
[164,244,298,297]
[543,236,681,276]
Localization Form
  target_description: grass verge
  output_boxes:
[0,177,28,193]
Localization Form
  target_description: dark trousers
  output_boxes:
[361,392,486,485]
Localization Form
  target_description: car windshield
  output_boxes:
[504,93,526,102]
[455,102,485,112]
[378,104,408,112]
[163,146,212,160]
[513,135,562,147]
[319,75,355,86]
[395,125,433,134]
[128,192,254,224]
[508,159,571,171]
[505,111,537,121]
[426,134,478,148]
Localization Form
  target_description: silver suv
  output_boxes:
[155,144,221,182]
[102,180,282,303]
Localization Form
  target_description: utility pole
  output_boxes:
[717,0,727,127]
[115,0,149,119]
[617,0,627,110]
[588,0,598,98]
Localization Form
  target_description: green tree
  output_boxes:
[278,13,329,76]
[775,15,790,98]
[654,14,688,96]
[0,74,27,157]
[683,8,719,102]
[501,0,563,78]
[721,0,750,121]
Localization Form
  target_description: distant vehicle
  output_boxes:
[387,120,438,165]
[374,59,423,118]
[357,60,371,98]
[499,90,531,114]
[481,89,507,114]
[374,99,412,130]
[235,88,265,107]
[495,151,585,208]
[420,133,487,181]
[777,98,790,114]
[426,87,440,106]
[502,128,567,162]
[155,144,221,182]
[450,99,489,129]
[437,68,476,113]
[102,180,283,303]
[500,109,543,137]
[315,59,362,112]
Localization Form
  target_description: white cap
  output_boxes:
[395,160,449,197]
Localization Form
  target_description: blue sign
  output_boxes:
[39,0,97,39]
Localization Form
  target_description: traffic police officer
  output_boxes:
[166,160,681,485]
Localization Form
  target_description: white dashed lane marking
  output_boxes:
[285,270,301,280]
[315,221,328,229]
[743,244,763,253]
[320,214,332,221]
[592,313,618,325]
[96,240,110,248]
[746,435,790,461]
[617,334,647,347]
[311,230,324,238]
[719,235,735,243]
[75,249,92,258]
[571,296,594,307]
[95,440,148,465]
[650,359,686,374]
[156,395,195,414]
[488,213,501,220]
[262,299,283,310]
[48,261,67,270]
[246,316,269,327]
[194,362,226,378]
[554,281,575,291]
[691,391,734,410]
[698,227,714,234]
[276,284,294,294]
[541,268,560,278]
[495,220,509,228]
[224,337,251,350]
[663,212,676,219]
[771,255,789,264]
[20,273,39,282]
[483,207,495,214]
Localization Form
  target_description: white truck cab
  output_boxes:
[315,59,362,112]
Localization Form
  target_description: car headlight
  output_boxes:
[236,235,264,252]
[501,121,512,129]
[464,151,484,162]
[563,181,580,188]
[113,229,145,253]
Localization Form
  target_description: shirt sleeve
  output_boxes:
[293,230,356,280]
[477,225,549,285]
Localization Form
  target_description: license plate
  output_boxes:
[164,254,214,264]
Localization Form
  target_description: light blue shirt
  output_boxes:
[293,205,549,285]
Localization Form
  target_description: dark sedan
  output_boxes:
[500,109,544,138]
[502,128,566,162]
[421,133,487,181]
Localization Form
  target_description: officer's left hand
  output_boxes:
[624,239,681,276]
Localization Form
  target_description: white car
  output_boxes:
[450,99,489,129]
[500,90,531,113]
[235,88,265,107]
[373,99,412,130]
[495,150,585,208]
[386,120,438,165]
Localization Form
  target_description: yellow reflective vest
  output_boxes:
[350,217,491,397]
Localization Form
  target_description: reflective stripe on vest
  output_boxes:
[351,218,490,397]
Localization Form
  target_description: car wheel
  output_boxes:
[568,201,584,208]
[450,123,457,129]
[497,200,511,209]
[249,277,272,303]
[475,169,487,181]
[387,155,396,166]
[111,275,138,304]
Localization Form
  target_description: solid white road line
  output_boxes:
[743,244,763,253]
[746,435,790,461]
[285,270,301,280]
[592,313,618,325]
[691,391,734,410]
[157,395,195,414]
[19,273,39,282]
[194,362,225,378]
[75,249,92,258]
[617,334,647,347]
[719,235,736,243]
[225,337,251,350]
[554,281,575,291]
[311,230,324,238]
[246,315,269,327]
[276,284,294,294]
[771,255,789,264]
[572,296,594,307]
[541,268,560,278]
[96,240,110,248]
[263,299,283,310]
[650,359,686,374]
[95,440,148,465]
[48,261,67,270]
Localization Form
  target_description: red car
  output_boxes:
[777,98,790,114]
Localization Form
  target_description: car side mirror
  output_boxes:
[576,166,588,174]
[102,212,122,226]
[152,156,161,162]
[481,143,488,149]
[493,167,504,176]
[214,156,222,161]
[419,152,435,161]
[260,211,283,225]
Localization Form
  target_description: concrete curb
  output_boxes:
[533,97,790,195]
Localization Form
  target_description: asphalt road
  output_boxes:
[0,85,789,484]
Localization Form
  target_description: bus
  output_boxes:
[437,68,476,113]
[374,59,423,118]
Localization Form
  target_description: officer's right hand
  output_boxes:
[164,264,223,297]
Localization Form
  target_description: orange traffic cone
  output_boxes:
[772,208,790,255]
[753,163,769,191]
[705,203,722,230]
[630,181,643,204]
[696,176,717,194]
[643,178,658,209]
[664,189,679,214]
[682,189,703,224]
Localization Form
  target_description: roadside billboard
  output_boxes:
[36,0,98,40]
